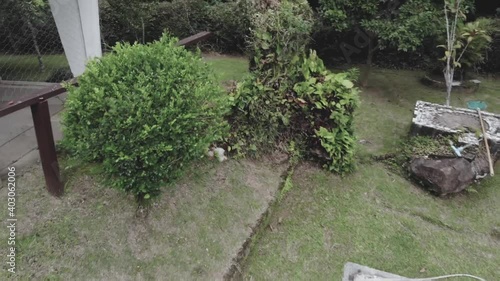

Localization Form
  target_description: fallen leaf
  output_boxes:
[269,224,276,232]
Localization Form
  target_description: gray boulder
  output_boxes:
[410,157,476,195]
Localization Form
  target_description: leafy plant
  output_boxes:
[229,0,359,174]
[62,35,230,200]
[278,141,301,201]
[458,18,495,69]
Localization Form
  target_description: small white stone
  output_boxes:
[214,147,227,162]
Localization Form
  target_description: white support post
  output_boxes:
[48,0,102,77]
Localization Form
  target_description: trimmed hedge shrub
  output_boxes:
[62,35,230,200]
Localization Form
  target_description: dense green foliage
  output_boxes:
[318,0,441,70]
[483,19,500,72]
[100,0,253,53]
[99,0,159,46]
[230,0,359,173]
[321,0,441,48]
[3,0,500,73]
[455,18,495,69]
[62,35,230,200]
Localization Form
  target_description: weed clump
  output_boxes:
[380,135,462,176]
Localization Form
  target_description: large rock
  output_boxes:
[410,157,476,195]
[492,143,500,161]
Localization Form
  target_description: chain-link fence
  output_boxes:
[0,0,71,84]
[0,0,249,89]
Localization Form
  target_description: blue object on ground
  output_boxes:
[449,140,475,157]
[467,100,487,110]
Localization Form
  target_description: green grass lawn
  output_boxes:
[203,55,249,83]
[0,55,263,280]
[0,159,286,280]
[241,68,500,280]
[1,55,499,280]
[354,67,500,155]
[0,54,247,83]
[0,54,69,81]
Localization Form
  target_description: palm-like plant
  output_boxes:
[458,19,493,69]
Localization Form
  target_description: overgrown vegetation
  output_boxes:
[100,0,253,53]
[379,135,458,176]
[2,0,500,84]
[229,0,359,174]
[2,43,499,281]
[62,35,230,200]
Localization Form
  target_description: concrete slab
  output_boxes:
[0,115,63,174]
[0,80,58,102]
[411,100,500,146]
[342,262,409,281]
[0,95,64,144]
[0,81,65,177]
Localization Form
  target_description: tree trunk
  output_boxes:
[444,66,453,106]
[361,38,375,87]
[26,18,45,72]
[141,17,145,44]
[7,30,17,51]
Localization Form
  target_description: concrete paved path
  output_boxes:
[0,81,65,177]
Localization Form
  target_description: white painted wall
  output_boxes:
[48,0,102,77]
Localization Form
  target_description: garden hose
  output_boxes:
[353,273,486,281]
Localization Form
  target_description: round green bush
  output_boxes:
[62,35,230,199]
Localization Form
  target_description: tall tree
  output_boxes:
[319,0,441,85]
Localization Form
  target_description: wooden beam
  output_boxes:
[477,109,495,176]
[176,31,213,47]
[31,101,63,197]
[0,78,78,118]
